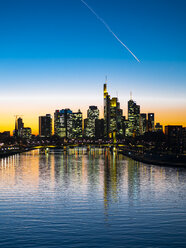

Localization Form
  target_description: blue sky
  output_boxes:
[0,0,186,132]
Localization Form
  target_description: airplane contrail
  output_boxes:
[80,0,140,63]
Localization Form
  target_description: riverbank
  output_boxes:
[0,147,35,158]
[119,149,186,167]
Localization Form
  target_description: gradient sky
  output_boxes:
[0,0,186,134]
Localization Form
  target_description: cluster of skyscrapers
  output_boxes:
[36,82,162,140]
[14,117,32,139]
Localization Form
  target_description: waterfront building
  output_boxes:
[140,113,147,135]
[19,127,32,139]
[165,125,183,153]
[103,82,123,138]
[128,99,140,137]
[155,123,163,132]
[104,83,110,138]
[54,109,73,138]
[39,114,52,137]
[54,109,82,139]
[72,110,83,139]
[0,131,10,141]
[148,113,155,132]
[84,106,99,138]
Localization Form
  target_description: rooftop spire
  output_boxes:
[104,76,108,99]
[130,91,132,100]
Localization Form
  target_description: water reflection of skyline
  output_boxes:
[0,148,185,205]
[0,148,186,248]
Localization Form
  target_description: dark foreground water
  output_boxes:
[0,148,186,248]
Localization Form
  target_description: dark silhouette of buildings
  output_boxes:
[155,123,163,132]
[95,119,104,139]
[39,114,52,137]
[148,113,155,132]
[165,125,183,153]
[14,117,32,139]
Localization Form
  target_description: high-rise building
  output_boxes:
[103,82,124,138]
[72,110,83,139]
[140,113,147,135]
[17,117,24,130]
[39,114,52,137]
[128,99,140,136]
[19,127,32,139]
[13,117,32,139]
[104,83,110,138]
[84,106,99,138]
[165,125,183,153]
[155,123,163,132]
[148,113,155,132]
[54,109,73,138]
[54,109,82,139]
[110,97,123,135]
[14,117,24,137]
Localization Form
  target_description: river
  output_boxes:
[0,148,186,247]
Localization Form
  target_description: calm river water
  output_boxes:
[0,148,186,248]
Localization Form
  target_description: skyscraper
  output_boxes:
[128,99,140,136]
[155,122,163,132]
[54,109,83,139]
[54,109,73,138]
[103,82,123,138]
[19,128,32,139]
[104,82,110,138]
[84,106,99,138]
[39,114,52,137]
[148,113,155,132]
[72,110,83,139]
[14,117,32,139]
[17,117,24,130]
[165,125,183,153]
[140,113,147,135]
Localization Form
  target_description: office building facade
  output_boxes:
[128,99,140,137]
[84,106,99,138]
[39,114,52,137]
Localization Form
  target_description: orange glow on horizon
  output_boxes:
[0,105,186,136]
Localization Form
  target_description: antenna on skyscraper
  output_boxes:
[130,91,132,100]
[105,75,108,84]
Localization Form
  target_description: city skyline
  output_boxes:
[5,82,183,138]
[0,80,186,135]
[0,0,186,134]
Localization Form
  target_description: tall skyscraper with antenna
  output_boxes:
[103,79,123,138]
[128,97,140,137]
[104,78,110,138]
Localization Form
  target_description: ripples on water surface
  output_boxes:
[0,148,186,248]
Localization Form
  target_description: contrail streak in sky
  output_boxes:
[80,0,140,63]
